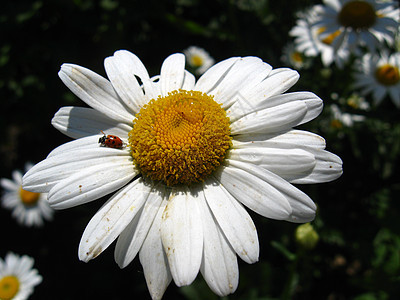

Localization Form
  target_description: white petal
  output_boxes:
[11,170,23,186]
[388,86,400,107]
[198,191,239,296]
[229,147,316,181]
[291,150,343,184]
[160,186,203,286]
[115,182,165,268]
[214,163,292,220]
[48,161,138,209]
[160,53,186,96]
[195,57,240,94]
[204,57,270,108]
[203,178,259,264]
[52,106,131,139]
[232,130,342,184]
[232,129,327,150]
[2,193,19,208]
[78,179,149,262]
[1,178,19,191]
[226,160,316,223]
[139,197,172,300]
[46,135,100,157]
[23,145,132,193]
[228,69,299,121]
[58,64,133,123]
[104,50,150,114]
[181,70,196,90]
[230,101,307,135]
[229,91,322,124]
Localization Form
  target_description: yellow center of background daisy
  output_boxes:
[19,187,40,206]
[129,89,231,186]
[338,0,376,30]
[0,275,20,300]
[190,55,204,67]
[331,119,343,129]
[375,64,400,86]
[291,52,303,63]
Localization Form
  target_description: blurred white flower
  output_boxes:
[0,252,42,300]
[346,93,370,110]
[1,163,54,227]
[183,46,215,75]
[289,8,350,68]
[330,104,366,127]
[281,42,310,69]
[314,0,400,54]
[353,51,400,107]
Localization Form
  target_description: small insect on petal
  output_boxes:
[99,130,125,149]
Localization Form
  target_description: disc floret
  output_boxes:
[0,275,20,300]
[129,89,231,186]
[375,64,400,86]
[338,1,377,30]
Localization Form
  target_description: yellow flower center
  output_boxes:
[0,275,20,300]
[291,52,303,63]
[331,119,343,129]
[317,27,342,45]
[375,64,400,86]
[190,55,204,67]
[338,1,377,30]
[19,187,40,206]
[129,89,231,186]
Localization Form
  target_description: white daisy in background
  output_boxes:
[289,8,350,68]
[313,0,400,54]
[345,93,370,110]
[0,252,42,300]
[23,50,342,299]
[183,46,215,75]
[281,42,310,70]
[353,51,400,107]
[330,104,366,128]
[1,163,54,227]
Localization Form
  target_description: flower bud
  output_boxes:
[295,223,319,250]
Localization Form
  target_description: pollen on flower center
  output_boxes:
[338,0,376,30]
[0,275,20,300]
[375,64,400,86]
[129,89,231,186]
[19,187,40,206]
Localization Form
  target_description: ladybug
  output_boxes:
[99,131,124,149]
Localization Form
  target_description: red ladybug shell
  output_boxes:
[99,132,124,149]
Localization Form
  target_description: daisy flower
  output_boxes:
[330,104,366,128]
[23,50,342,299]
[289,8,350,68]
[183,46,214,75]
[345,93,370,110]
[0,252,42,300]
[314,0,400,54]
[353,51,400,107]
[281,42,310,70]
[1,163,54,227]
